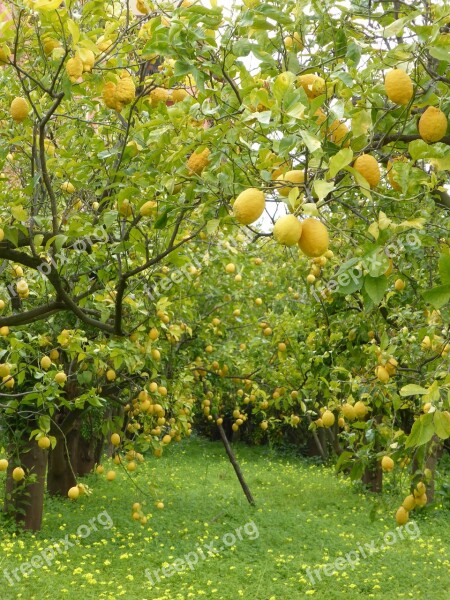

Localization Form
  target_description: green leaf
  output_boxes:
[300,130,322,153]
[422,284,450,309]
[434,410,450,440]
[313,180,334,202]
[363,275,388,305]
[428,46,450,62]
[11,205,28,221]
[328,147,353,178]
[400,384,429,397]
[405,413,435,448]
[438,254,450,284]
[67,19,80,46]
[154,208,170,229]
[365,250,390,278]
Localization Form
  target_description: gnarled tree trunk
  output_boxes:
[4,440,47,531]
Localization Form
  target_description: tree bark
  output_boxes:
[76,434,104,476]
[362,461,383,493]
[46,427,78,496]
[4,440,47,531]
[217,423,255,505]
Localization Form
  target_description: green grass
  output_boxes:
[1,437,449,599]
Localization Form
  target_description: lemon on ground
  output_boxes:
[384,69,413,105]
[273,215,302,246]
[106,470,116,481]
[395,506,409,525]
[353,154,380,187]
[232,188,265,225]
[10,97,30,123]
[322,410,335,428]
[381,455,394,472]
[276,169,305,197]
[418,106,447,143]
[96,465,104,474]
[298,218,329,257]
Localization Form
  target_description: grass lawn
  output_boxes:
[0,436,449,600]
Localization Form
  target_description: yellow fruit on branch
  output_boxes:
[327,119,351,147]
[54,371,67,385]
[233,188,266,225]
[12,467,25,481]
[394,278,405,291]
[353,400,368,419]
[414,493,427,507]
[276,169,305,197]
[10,97,30,123]
[284,32,303,51]
[384,69,413,105]
[171,88,189,103]
[298,218,329,257]
[61,181,75,194]
[3,375,14,388]
[111,433,121,446]
[66,56,83,82]
[375,365,390,383]
[0,458,8,471]
[418,106,448,143]
[395,506,409,525]
[140,201,157,217]
[43,38,61,56]
[273,214,303,246]
[0,43,11,63]
[187,148,210,175]
[149,87,169,107]
[103,81,121,111]
[297,74,325,98]
[106,470,116,481]
[341,402,356,421]
[115,75,136,105]
[402,494,416,511]
[38,436,51,449]
[381,455,394,472]
[322,410,335,428]
[79,49,95,72]
[68,485,80,499]
[353,154,380,188]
